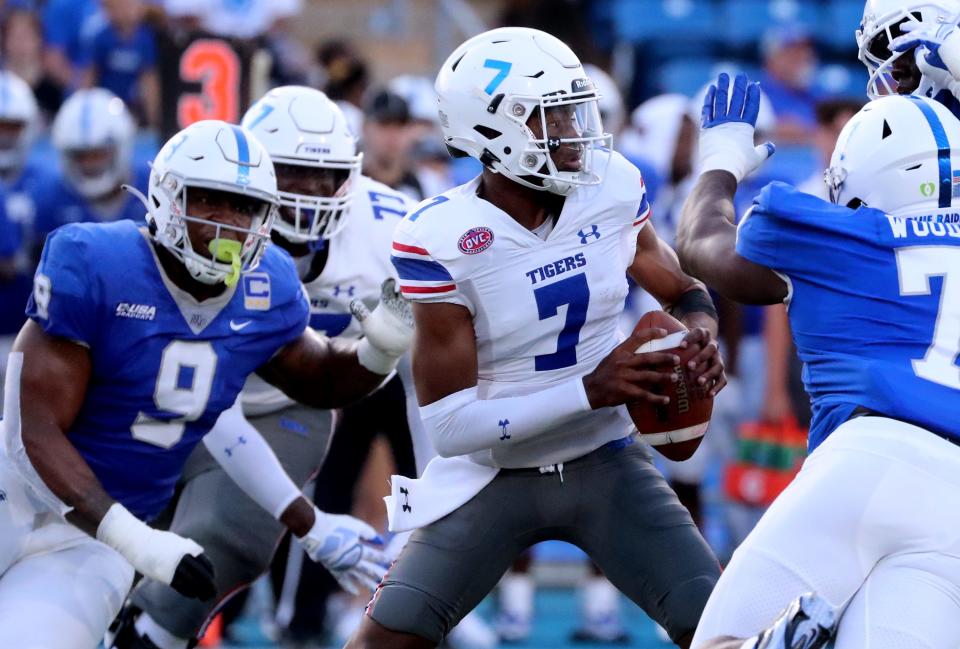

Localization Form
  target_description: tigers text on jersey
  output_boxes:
[241,176,413,415]
[737,182,960,450]
[25,221,308,519]
[392,149,651,469]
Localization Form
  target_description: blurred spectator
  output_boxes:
[760,25,821,144]
[2,8,65,122]
[387,74,461,197]
[42,0,101,90]
[362,89,424,200]
[80,0,160,128]
[316,40,370,138]
[162,0,301,40]
[797,98,863,198]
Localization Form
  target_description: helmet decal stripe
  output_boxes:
[0,78,8,115]
[907,96,952,208]
[228,124,251,186]
[81,94,92,144]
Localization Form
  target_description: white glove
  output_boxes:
[300,508,391,595]
[890,19,960,80]
[96,503,216,600]
[698,72,776,183]
[351,278,415,375]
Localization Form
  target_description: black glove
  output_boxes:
[169,553,216,600]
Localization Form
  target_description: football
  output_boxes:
[627,311,713,461]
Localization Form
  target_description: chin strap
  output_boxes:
[208,239,242,287]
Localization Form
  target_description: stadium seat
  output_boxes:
[614,0,719,45]
[720,0,822,51]
[656,58,760,97]
[821,0,865,55]
[656,58,721,96]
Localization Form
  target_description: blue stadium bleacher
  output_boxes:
[821,0,865,55]
[719,0,822,52]
[656,58,761,96]
[614,0,721,55]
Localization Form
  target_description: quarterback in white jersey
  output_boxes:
[111,88,415,649]
[347,28,726,649]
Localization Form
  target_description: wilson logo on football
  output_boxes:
[458,227,494,254]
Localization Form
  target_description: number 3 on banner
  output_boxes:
[177,39,241,127]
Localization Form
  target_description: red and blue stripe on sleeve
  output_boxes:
[634,179,651,228]
[391,241,458,299]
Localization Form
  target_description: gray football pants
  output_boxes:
[368,436,721,645]
[130,404,333,639]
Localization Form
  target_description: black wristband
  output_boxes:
[668,289,718,322]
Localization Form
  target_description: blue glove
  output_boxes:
[698,73,775,182]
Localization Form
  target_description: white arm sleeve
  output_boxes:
[203,400,302,520]
[420,377,592,458]
[2,352,72,516]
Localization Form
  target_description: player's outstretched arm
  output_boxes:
[413,301,679,458]
[9,321,216,600]
[676,170,785,305]
[259,278,414,408]
[675,72,787,306]
[204,404,389,594]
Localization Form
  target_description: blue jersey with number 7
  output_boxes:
[737,182,960,450]
[25,221,308,519]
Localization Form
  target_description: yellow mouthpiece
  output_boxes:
[209,239,242,287]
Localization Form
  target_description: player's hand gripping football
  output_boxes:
[350,278,415,374]
[582,327,680,409]
[300,508,391,595]
[680,328,727,397]
[699,72,776,182]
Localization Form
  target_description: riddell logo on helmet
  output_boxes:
[458,227,494,254]
[571,78,594,93]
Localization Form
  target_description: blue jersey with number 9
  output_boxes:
[737,182,960,450]
[25,220,309,519]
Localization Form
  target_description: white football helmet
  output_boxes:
[825,94,960,214]
[857,0,960,97]
[0,71,38,176]
[241,86,361,242]
[51,88,135,200]
[436,27,612,195]
[139,120,278,286]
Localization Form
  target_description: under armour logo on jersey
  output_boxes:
[0,490,6,503]
[499,419,511,440]
[577,225,601,244]
[400,487,412,512]
[224,435,248,458]
[333,285,356,298]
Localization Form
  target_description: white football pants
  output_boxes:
[692,416,960,649]
[0,457,134,649]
